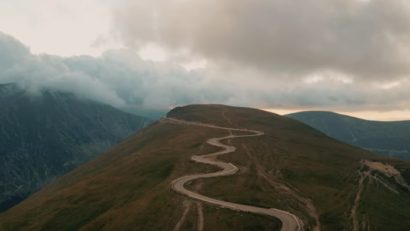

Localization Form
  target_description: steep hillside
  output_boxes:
[1,105,409,231]
[0,83,149,212]
[287,111,410,159]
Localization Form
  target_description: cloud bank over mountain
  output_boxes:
[0,32,227,113]
[1,30,410,116]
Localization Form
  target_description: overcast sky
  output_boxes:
[1,0,410,120]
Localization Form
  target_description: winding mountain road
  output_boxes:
[165,117,303,231]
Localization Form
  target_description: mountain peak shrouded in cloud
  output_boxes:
[0,32,30,70]
[0,28,210,115]
[1,1,410,119]
[0,30,410,118]
[0,31,228,115]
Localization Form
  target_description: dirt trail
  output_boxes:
[173,200,192,231]
[221,110,234,127]
[164,117,303,231]
[350,160,409,230]
[243,145,320,231]
[196,202,204,231]
[350,171,368,231]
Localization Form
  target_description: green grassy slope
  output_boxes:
[1,104,409,231]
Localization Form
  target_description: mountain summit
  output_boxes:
[1,105,409,231]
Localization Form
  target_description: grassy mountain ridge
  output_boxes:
[287,111,410,159]
[0,83,149,212]
[1,104,409,230]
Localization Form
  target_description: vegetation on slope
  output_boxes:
[1,104,409,231]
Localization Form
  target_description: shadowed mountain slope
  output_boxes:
[1,104,409,231]
[0,83,149,212]
[287,111,410,160]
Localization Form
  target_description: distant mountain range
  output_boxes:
[0,83,149,212]
[287,111,410,160]
[2,105,409,230]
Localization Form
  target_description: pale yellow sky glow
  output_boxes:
[264,108,410,121]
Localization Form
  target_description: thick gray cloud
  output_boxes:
[113,0,410,80]
[1,31,409,116]
[0,31,231,113]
